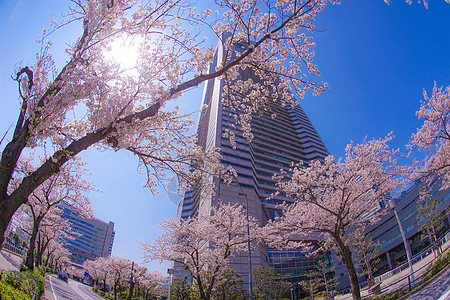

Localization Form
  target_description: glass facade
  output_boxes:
[175,40,332,291]
[59,202,115,265]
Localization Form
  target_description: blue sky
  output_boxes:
[1,0,449,274]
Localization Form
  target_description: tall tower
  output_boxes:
[175,40,329,289]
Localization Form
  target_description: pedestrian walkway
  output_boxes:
[336,235,450,300]
[406,268,450,300]
[0,249,22,271]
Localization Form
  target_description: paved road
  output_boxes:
[47,274,105,300]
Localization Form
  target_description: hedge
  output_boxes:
[0,281,31,300]
[1,269,45,299]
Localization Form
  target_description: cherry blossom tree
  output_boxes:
[126,262,148,300]
[35,208,74,268]
[106,256,133,300]
[267,134,400,299]
[0,0,335,248]
[141,202,261,300]
[83,258,104,288]
[136,270,167,300]
[384,0,429,8]
[410,83,450,189]
[84,256,112,292]
[12,155,94,270]
[85,255,148,299]
[47,241,71,271]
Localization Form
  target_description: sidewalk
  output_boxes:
[41,274,55,300]
[335,236,450,299]
[0,249,22,271]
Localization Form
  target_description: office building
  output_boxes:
[175,40,336,298]
[367,179,450,276]
[59,202,115,265]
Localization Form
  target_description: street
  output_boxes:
[47,274,105,300]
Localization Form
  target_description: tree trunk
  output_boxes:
[324,275,330,299]
[367,270,374,287]
[0,97,162,249]
[25,220,41,270]
[0,197,26,249]
[35,236,43,268]
[336,240,361,300]
[35,250,43,267]
[431,224,442,256]
[196,277,209,300]
[45,253,50,267]
[36,238,50,268]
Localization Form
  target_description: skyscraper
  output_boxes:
[175,40,331,294]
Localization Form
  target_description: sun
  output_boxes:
[104,34,142,71]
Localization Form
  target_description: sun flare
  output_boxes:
[104,34,142,70]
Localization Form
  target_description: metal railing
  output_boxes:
[1,237,27,257]
[374,229,450,284]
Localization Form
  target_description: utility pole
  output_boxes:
[128,261,135,300]
[389,199,415,287]
[245,192,253,300]
[167,268,174,300]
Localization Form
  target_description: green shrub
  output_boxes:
[19,265,29,273]
[1,270,45,299]
[92,286,106,297]
[0,281,31,300]
[422,250,450,284]
[364,288,408,300]
[2,271,34,296]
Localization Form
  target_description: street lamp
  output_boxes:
[244,192,254,300]
[167,268,174,300]
[232,178,254,300]
[128,261,135,300]
[389,199,415,287]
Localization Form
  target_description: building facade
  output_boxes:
[175,40,338,298]
[59,202,115,265]
[367,179,450,276]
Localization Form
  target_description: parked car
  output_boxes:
[58,271,68,282]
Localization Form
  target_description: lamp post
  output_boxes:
[167,268,173,300]
[389,199,415,287]
[127,261,135,300]
[244,192,254,300]
[233,178,253,300]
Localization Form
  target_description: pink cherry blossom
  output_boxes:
[141,202,262,300]
[266,134,400,299]
[0,0,336,253]
[410,83,450,189]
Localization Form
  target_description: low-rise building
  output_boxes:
[367,179,450,276]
